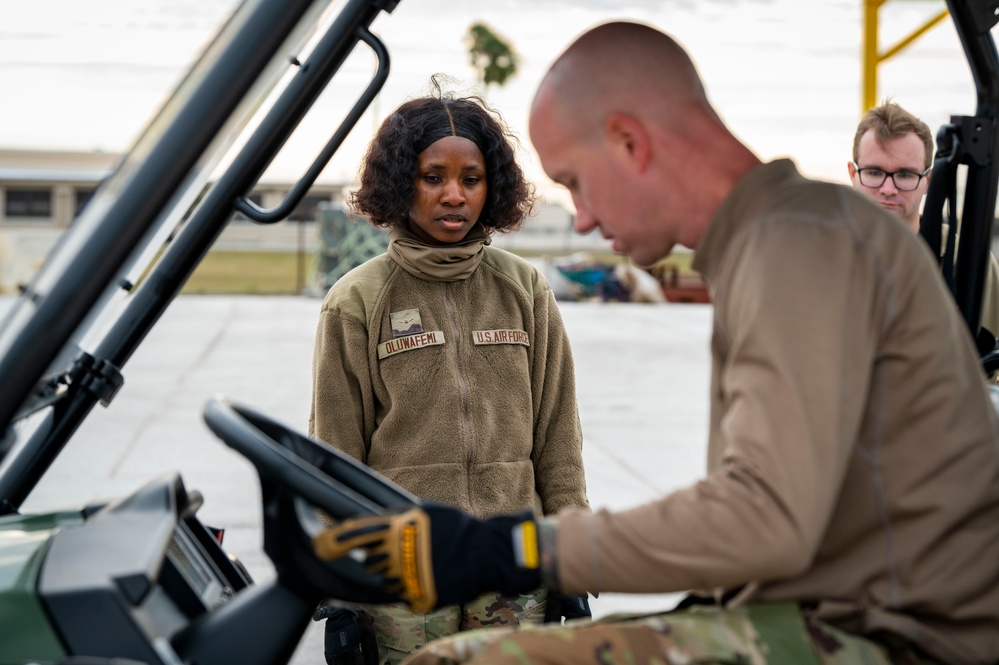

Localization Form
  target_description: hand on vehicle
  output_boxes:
[312,504,542,612]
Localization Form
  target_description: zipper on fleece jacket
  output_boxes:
[444,282,476,506]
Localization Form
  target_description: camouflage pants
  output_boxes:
[362,588,547,665]
[400,602,940,665]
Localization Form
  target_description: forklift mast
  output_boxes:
[920,0,999,372]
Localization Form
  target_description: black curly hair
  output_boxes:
[348,85,536,234]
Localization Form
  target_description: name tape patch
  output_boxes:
[472,329,530,347]
[377,330,445,359]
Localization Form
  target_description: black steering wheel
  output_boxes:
[202,395,419,603]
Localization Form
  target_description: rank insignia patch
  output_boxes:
[390,308,423,338]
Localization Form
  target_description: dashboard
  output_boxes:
[37,473,251,664]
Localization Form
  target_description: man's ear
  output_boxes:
[847,160,857,180]
[605,113,651,171]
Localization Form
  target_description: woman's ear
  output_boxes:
[604,113,651,171]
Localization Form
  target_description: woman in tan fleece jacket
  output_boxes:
[309,84,589,664]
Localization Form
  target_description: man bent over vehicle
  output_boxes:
[314,21,999,665]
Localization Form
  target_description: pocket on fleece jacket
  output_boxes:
[472,337,531,389]
[377,332,446,385]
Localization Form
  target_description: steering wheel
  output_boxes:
[202,395,419,603]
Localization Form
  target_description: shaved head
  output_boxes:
[532,21,711,138]
[528,21,759,264]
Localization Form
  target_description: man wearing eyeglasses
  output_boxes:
[849,101,999,338]
[848,102,932,233]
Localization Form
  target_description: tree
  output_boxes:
[467,23,518,88]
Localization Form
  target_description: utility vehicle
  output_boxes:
[0,1,995,663]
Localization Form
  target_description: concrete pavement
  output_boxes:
[19,295,713,663]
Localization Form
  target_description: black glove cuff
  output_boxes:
[476,511,542,596]
[423,505,541,606]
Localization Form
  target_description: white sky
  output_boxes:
[0,0,992,208]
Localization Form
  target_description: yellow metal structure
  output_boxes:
[863,0,950,111]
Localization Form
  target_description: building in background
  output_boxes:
[0,148,113,227]
[0,148,344,292]
[0,148,607,294]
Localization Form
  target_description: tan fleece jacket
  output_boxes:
[309,228,588,520]
[553,161,999,665]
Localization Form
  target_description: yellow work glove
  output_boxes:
[313,504,541,613]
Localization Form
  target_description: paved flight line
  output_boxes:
[12,295,712,661]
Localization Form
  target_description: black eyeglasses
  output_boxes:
[851,163,930,192]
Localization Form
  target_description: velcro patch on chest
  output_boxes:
[472,329,530,347]
[377,330,445,359]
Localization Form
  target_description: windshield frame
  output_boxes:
[0,0,398,512]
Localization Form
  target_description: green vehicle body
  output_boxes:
[0,510,82,663]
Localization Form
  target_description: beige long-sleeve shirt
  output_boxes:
[553,160,999,665]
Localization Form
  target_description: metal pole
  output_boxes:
[863,0,884,112]
[298,218,306,294]
[862,0,950,113]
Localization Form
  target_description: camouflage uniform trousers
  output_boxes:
[362,588,548,665]
[399,602,942,665]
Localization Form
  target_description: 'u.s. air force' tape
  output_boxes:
[377,330,445,359]
[473,329,529,346]
[512,520,539,570]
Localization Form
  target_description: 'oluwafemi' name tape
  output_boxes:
[377,330,445,359]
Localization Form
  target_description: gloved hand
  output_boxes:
[543,591,592,624]
[312,504,542,613]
